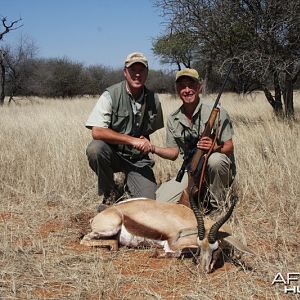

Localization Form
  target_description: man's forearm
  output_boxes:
[92,127,135,145]
[151,146,179,161]
[213,139,234,156]
[91,127,153,154]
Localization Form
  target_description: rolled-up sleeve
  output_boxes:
[85,91,112,129]
[219,108,234,142]
[166,117,178,148]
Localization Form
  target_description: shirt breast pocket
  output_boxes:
[111,109,130,133]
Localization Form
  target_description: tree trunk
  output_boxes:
[262,86,283,117]
[283,73,294,118]
[0,61,5,105]
[273,71,283,113]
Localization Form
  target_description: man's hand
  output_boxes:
[197,136,213,151]
[197,137,233,155]
[132,136,152,154]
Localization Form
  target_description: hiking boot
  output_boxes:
[96,186,131,212]
[96,191,118,213]
[96,203,108,213]
[103,189,121,205]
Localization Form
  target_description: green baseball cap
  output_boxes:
[176,68,200,82]
[125,52,148,68]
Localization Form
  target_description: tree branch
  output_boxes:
[0,17,23,41]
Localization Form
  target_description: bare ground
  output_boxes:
[0,193,296,300]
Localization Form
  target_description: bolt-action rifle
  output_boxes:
[177,64,233,209]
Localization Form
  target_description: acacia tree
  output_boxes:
[231,0,300,117]
[152,30,198,70]
[0,17,22,105]
[154,0,300,117]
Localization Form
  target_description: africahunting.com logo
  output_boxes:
[272,272,300,294]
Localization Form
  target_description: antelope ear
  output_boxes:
[216,231,231,239]
[224,236,256,255]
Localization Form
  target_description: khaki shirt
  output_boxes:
[166,100,234,157]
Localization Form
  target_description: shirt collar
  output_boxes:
[175,100,202,125]
[125,83,145,103]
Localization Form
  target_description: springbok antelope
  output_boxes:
[81,197,254,273]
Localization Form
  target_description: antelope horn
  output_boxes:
[208,196,238,244]
[189,185,205,241]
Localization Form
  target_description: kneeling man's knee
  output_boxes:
[207,152,231,172]
[86,140,108,159]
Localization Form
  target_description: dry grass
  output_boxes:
[0,93,299,299]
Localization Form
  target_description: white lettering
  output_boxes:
[284,286,300,294]
[287,273,300,285]
[272,273,286,285]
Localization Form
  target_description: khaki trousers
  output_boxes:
[156,152,234,207]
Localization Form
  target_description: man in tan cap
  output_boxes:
[151,68,235,212]
[85,52,163,211]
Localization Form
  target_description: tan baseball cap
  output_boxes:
[125,52,148,68]
[176,68,200,82]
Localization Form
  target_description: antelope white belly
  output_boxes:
[119,224,166,249]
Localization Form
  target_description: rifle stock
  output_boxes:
[189,107,220,173]
[186,108,220,201]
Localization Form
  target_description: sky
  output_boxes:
[1,0,170,70]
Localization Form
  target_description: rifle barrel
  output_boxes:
[213,63,234,109]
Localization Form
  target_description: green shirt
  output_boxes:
[166,100,234,158]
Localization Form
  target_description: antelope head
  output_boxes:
[187,195,254,273]
[198,196,237,273]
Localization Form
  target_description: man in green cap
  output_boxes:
[151,68,235,211]
[85,52,164,210]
